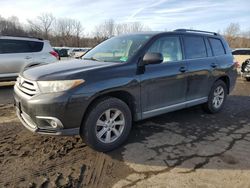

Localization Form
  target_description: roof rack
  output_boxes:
[174,29,218,36]
[0,35,43,40]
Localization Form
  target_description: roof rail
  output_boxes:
[174,29,218,36]
[0,35,43,40]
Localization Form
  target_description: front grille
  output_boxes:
[16,76,39,97]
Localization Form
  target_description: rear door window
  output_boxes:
[209,38,225,56]
[183,36,207,59]
[0,39,43,54]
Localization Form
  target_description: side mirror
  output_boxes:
[142,52,163,65]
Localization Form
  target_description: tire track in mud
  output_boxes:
[83,152,113,187]
[0,153,84,185]
[0,136,115,187]
[0,107,130,187]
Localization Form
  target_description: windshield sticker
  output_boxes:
[120,57,128,62]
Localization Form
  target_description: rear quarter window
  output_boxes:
[29,41,44,52]
[0,39,43,54]
[209,38,225,56]
[183,36,207,59]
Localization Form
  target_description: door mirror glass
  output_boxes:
[142,52,163,65]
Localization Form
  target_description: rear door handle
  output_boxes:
[25,56,32,60]
[211,63,218,68]
[179,67,187,73]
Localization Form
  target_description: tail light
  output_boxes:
[50,51,60,60]
[234,61,240,68]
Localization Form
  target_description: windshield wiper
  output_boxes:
[83,57,100,61]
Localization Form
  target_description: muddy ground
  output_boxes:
[0,78,250,188]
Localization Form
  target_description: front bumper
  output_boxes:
[14,85,90,136]
[15,108,79,135]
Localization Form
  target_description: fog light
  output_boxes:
[36,116,64,129]
[50,120,58,128]
[48,119,63,129]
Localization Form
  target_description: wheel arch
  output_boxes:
[216,75,230,94]
[80,90,137,132]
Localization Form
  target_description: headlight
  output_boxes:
[37,79,84,93]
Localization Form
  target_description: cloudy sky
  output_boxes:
[0,0,249,33]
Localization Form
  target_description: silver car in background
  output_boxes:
[0,36,59,81]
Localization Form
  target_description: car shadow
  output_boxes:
[109,95,250,171]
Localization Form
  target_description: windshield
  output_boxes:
[83,34,152,63]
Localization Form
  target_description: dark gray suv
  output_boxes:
[14,29,237,151]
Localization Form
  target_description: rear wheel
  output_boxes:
[203,80,227,114]
[246,77,250,81]
[81,97,132,152]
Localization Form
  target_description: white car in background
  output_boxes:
[232,48,250,73]
[0,36,59,81]
[70,48,91,58]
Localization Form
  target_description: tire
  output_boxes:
[203,80,227,114]
[81,97,132,152]
[246,77,250,82]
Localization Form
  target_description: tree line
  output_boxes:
[222,23,250,48]
[0,13,249,48]
[0,13,150,47]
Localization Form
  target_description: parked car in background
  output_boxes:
[59,48,70,57]
[53,47,70,58]
[0,36,59,81]
[14,29,237,152]
[70,48,91,58]
[241,58,250,81]
[232,48,250,73]
[53,48,61,60]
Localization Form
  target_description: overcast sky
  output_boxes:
[0,0,249,34]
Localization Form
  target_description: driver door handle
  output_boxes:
[211,63,218,68]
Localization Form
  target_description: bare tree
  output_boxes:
[95,19,150,38]
[115,22,150,35]
[0,15,26,36]
[94,19,115,39]
[73,20,83,47]
[54,18,84,46]
[27,13,55,39]
[223,23,240,47]
[224,23,240,36]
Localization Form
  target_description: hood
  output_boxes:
[22,59,118,81]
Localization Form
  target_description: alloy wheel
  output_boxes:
[212,85,225,109]
[95,108,125,143]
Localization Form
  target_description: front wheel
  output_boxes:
[203,80,227,114]
[246,77,250,82]
[81,97,132,152]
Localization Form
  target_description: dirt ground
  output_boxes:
[0,78,250,188]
